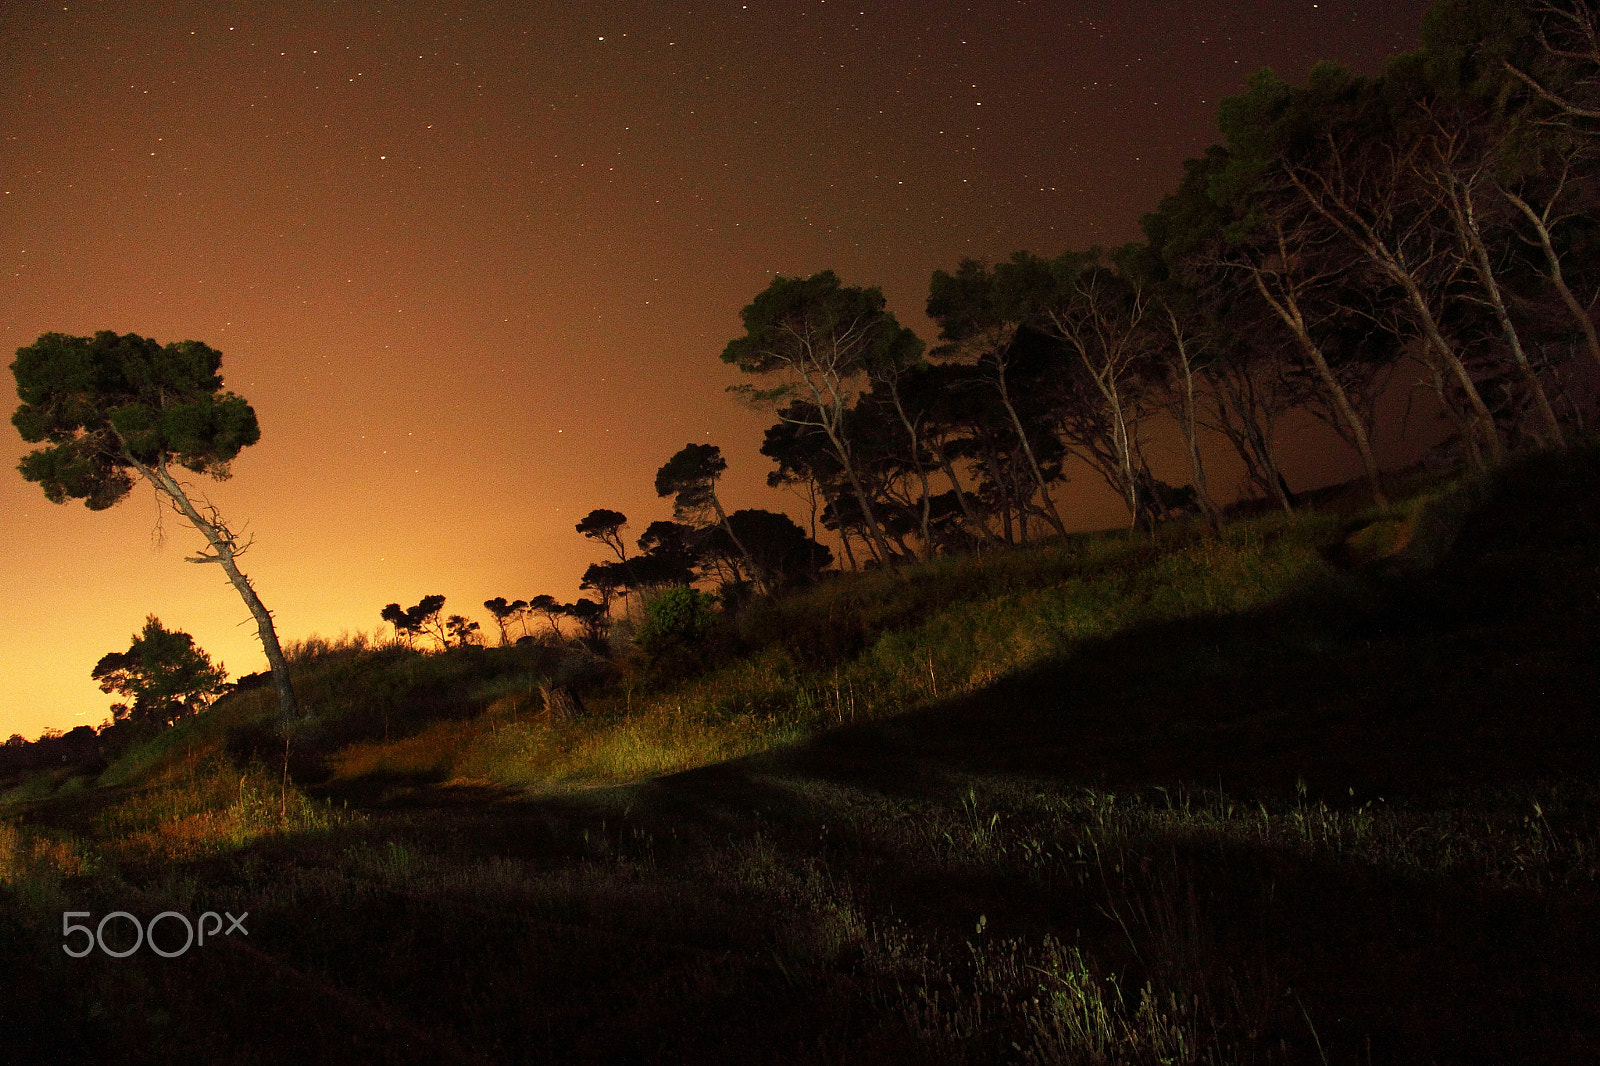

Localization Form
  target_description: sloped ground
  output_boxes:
[2,448,1598,1064]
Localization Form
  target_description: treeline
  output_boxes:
[453,443,836,650]
[391,0,1600,644]
[711,0,1598,567]
[10,1,1596,750]
[0,725,102,778]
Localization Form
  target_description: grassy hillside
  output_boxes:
[3,448,1597,1064]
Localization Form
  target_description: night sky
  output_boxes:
[1,1,1436,740]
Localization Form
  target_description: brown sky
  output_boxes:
[0,0,1437,740]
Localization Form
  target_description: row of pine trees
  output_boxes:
[704,0,1599,569]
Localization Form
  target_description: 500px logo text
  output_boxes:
[62,910,248,958]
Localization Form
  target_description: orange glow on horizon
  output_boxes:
[0,1,1437,740]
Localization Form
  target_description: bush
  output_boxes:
[636,587,719,675]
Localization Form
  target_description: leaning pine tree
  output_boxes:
[10,331,300,720]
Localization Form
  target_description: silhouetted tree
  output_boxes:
[1005,249,1162,530]
[484,597,527,646]
[580,561,629,614]
[1118,236,1227,531]
[1145,145,1387,507]
[761,405,861,562]
[723,270,922,566]
[575,509,631,562]
[381,594,448,649]
[11,331,298,719]
[655,443,766,591]
[528,594,567,639]
[445,614,481,647]
[718,509,834,588]
[1222,66,1507,464]
[564,598,608,643]
[635,520,702,587]
[92,616,228,728]
[927,260,1072,536]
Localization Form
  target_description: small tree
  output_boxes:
[635,586,718,675]
[445,614,481,647]
[528,594,567,639]
[12,331,298,719]
[92,616,228,728]
[483,597,527,646]
[655,443,767,591]
[564,598,608,643]
[575,509,631,562]
[580,560,630,616]
[380,595,448,649]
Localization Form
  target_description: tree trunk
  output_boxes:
[1452,182,1565,448]
[1163,306,1224,534]
[974,431,1016,545]
[1203,363,1294,512]
[819,420,897,566]
[136,459,299,720]
[837,525,859,571]
[1501,184,1600,374]
[1249,268,1390,505]
[929,437,998,545]
[883,376,935,559]
[1404,278,1507,465]
[1285,160,1505,465]
[709,491,769,594]
[993,367,1069,537]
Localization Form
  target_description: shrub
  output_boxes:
[636,587,719,675]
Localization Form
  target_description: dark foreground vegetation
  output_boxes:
[2,446,1597,1064]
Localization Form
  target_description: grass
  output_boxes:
[1,447,1597,1062]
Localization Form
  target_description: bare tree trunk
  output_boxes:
[1284,159,1506,465]
[1539,343,1590,435]
[135,458,299,720]
[837,525,860,571]
[1501,183,1600,374]
[1163,306,1224,534]
[1406,280,1507,465]
[882,376,936,559]
[993,367,1069,537]
[974,431,1017,544]
[928,438,998,546]
[1427,360,1486,470]
[1449,179,1565,448]
[1204,362,1295,512]
[1248,267,1390,505]
[817,421,895,566]
[1042,281,1148,530]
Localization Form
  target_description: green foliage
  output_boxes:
[91,616,228,728]
[635,586,718,663]
[11,331,260,508]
